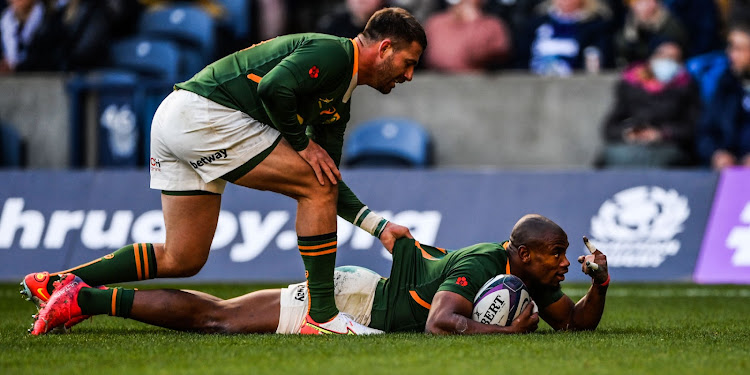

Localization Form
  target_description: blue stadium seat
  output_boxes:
[0,123,24,167]
[66,69,171,167]
[686,50,729,104]
[139,5,216,76]
[344,118,433,168]
[109,37,181,83]
[216,0,252,39]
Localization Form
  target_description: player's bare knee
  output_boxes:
[300,180,337,205]
[177,261,206,277]
[192,314,228,334]
[198,303,242,334]
[158,252,208,278]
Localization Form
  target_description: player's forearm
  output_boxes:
[425,313,520,335]
[569,283,608,331]
[337,181,388,238]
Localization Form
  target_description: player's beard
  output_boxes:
[374,54,398,94]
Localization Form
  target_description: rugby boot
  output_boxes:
[19,272,54,309]
[29,274,89,335]
[300,312,383,335]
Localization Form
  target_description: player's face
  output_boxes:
[373,40,422,94]
[528,234,570,288]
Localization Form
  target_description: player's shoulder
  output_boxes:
[293,33,353,57]
[455,242,506,255]
[449,242,507,266]
[282,33,354,77]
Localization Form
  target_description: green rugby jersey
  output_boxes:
[176,33,368,225]
[369,239,564,332]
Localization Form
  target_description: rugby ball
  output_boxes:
[472,274,535,326]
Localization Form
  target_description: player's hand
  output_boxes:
[297,139,341,185]
[509,301,539,334]
[379,222,413,253]
[578,236,609,284]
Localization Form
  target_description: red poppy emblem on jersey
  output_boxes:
[456,277,468,286]
[309,66,319,78]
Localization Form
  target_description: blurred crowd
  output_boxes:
[1,0,750,170]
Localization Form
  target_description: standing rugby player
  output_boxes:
[21,7,426,335]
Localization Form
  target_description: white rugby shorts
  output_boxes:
[149,89,281,194]
[276,266,382,334]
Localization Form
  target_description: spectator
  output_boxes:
[105,0,144,40]
[256,0,288,40]
[389,0,442,23]
[0,0,58,72]
[316,0,385,38]
[1,0,134,73]
[423,0,512,72]
[140,0,225,17]
[615,0,687,67]
[598,39,700,167]
[518,0,613,76]
[697,23,750,170]
[727,0,750,27]
[486,0,625,69]
[662,0,722,58]
[55,0,116,71]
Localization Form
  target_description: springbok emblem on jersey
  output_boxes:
[318,98,340,124]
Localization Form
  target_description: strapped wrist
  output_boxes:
[353,206,388,238]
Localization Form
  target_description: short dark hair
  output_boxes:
[361,7,427,51]
[508,214,566,252]
[729,22,750,38]
[648,37,685,61]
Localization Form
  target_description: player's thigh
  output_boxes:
[218,289,281,333]
[158,193,221,276]
[151,89,283,195]
[232,138,331,199]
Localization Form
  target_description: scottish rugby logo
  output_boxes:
[590,186,690,267]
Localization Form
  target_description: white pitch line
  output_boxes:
[3,287,750,299]
[562,288,750,298]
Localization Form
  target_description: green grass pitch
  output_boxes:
[1,282,748,375]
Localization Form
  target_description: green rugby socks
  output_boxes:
[78,287,136,317]
[51,243,157,291]
[299,232,339,322]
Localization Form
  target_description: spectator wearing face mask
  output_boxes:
[597,39,700,167]
[696,23,750,170]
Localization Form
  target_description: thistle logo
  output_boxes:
[100,104,137,159]
[589,186,690,267]
[726,202,750,266]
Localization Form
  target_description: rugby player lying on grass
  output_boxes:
[29,214,609,335]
